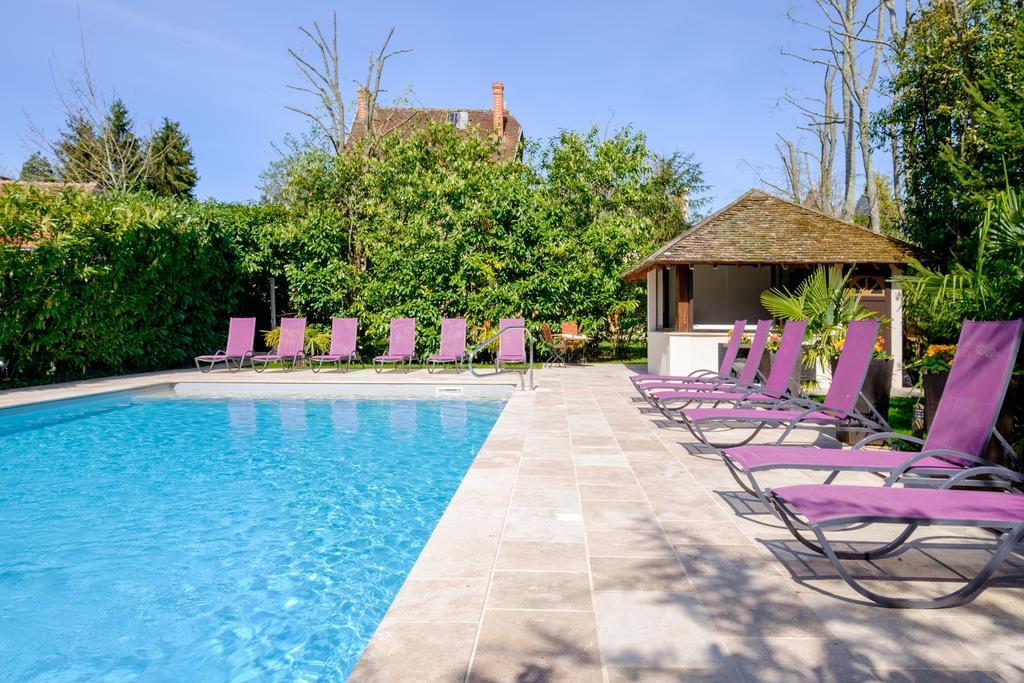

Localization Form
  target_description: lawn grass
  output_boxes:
[888,396,916,436]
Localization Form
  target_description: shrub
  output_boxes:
[0,187,245,383]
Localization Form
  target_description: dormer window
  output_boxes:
[446,111,468,130]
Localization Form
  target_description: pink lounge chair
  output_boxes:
[649,320,807,411]
[194,317,255,372]
[252,317,306,372]
[426,318,468,373]
[720,319,1024,504]
[767,467,1024,608]
[373,318,416,372]
[674,319,885,448]
[495,318,526,370]
[310,317,360,372]
[631,319,747,391]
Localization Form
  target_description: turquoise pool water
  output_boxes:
[0,388,505,681]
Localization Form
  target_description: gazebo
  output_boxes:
[622,189,916,391]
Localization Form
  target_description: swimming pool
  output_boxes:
[0,386,506,681]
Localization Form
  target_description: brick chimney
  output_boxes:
[491,81,504,138]
[356,87,368,121]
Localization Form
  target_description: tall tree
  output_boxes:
[18,152,55,181]
[52,99,150,192]
[785,0,894,228]
[146,118,198,198]
[286,11,409,156]
[882,0,1024,261]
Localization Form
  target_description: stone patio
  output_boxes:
[2,364,1021,681]
[347,364,1023,683]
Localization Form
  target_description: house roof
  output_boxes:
[622,189,916,281]
[347,107,523,160]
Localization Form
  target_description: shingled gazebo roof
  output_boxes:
[623,189,915,281]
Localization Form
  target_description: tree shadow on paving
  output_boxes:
[662,537,1008,681]
[715,489,790,529]
[466,619,602,683]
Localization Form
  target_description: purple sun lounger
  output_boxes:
[252,317,306,372]
[673,319,887,448]
[373,317,416,372]
[651,321,770,405]
[495,318,526,370]
[721,319,1024,506]
[426,318,468,373]
[767,468,1024,608]
[194,317,255,372]
[649,320,807,414]
[631,319,746,392]
[310,317,360,372]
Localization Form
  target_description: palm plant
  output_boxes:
[896,187,1024,328]
[760,266,875,368]
[263,323,332,356]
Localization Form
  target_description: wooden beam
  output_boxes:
[675,265,692,332]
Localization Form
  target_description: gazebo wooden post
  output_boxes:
[675,265,693,332]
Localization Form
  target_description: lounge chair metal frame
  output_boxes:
[195,350,253,373]
[311,351,361,373]
[669,320,888,448]
[252,317,307,373]
[681,394,890,449]
[767,467,1024,608]
[373,318,416,373]
[310,318,361,373]
[194,317,256,373]
[425,318,468,373]
[373,355,414,373]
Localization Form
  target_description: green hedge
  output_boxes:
[0,188,245,383]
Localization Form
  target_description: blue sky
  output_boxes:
[1,1,835,210]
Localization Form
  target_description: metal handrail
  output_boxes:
[467,324,536,391]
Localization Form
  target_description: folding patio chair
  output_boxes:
[252,317,306,372]
[672,319,887,448]
[194,317,256,372]
[426,318,468,372]
[310,317,360,372]
[541,323,569,367]
[767,466,1024,608]
[373,318,416,372]
[719,319,1024,506]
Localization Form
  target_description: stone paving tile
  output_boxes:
[593,591,723,670]
[349,622,478,682]
[504,507,586,543]
[469,609,603,683]
[581,499,660,531]
[487,570,593,611]
[586,530,677,559]
[384,578,488,623]
[590,556,692,592]
[495,541,588,572]
[510,488,581,510]
[578,482,647,501]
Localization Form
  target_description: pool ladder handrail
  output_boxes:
[467,324,536,391]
